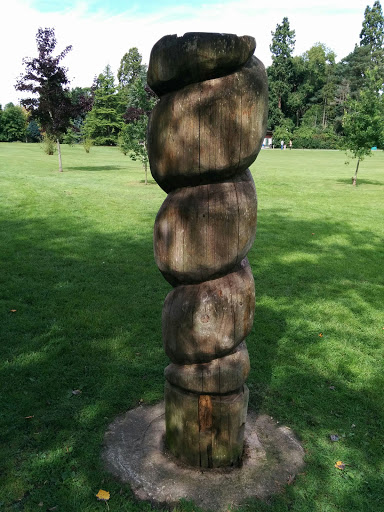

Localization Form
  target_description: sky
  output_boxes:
[0,0,370,107]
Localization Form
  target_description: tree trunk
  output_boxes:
[57,139,63,172]
[144,160,148,185]
[322,101,327,128]
[352,158,360,186]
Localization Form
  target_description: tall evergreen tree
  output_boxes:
[360,0,384,82]
[83,65,122,146]
[117,48,146,90]
[360,1,384,51]
[268,16,296,125]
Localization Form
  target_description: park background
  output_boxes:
[1,1,384,511]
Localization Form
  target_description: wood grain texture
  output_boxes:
[147,32,255,96]
[148,31,268,468]
[154,170,257,285]
[164,341,250,394]
[163,260,254,363]
[148,56,268,193]
[165,381,249,468]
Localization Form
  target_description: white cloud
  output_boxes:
[1,0,366,106]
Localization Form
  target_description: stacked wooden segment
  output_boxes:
[147,32,268,468]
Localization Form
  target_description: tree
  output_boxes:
[119,77,157,184]
[15,28,76,171]
[0,106,3,140]
[268,17,296,119]
[360,1,384,62]
[64,87,94,144]
[117,48,147,116]
[342,68,384,185]
[117,48,146,90]
[83,65,122,146]
[302,44,337,128]
[26,120,41,142]
[0,103,27,141]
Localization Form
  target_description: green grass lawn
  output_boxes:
[1,143,383,512]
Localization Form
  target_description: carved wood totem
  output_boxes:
[147,33,268,468]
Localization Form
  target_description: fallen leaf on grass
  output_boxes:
[10,309,17,312]
[96,489,110,501]
[318,333,323,337]
[24,415,34,419]
[71,389,82,395]
[335,461,346,470]
[287,474,295,485]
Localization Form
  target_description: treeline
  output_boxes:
[0,47,155,150]
[2,1,384,157]
[268,1,384,149]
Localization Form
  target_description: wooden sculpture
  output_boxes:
[147,32,268,468]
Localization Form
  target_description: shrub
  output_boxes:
[292,126,342,149]
[83,137,93,153]
[41,134,56,155]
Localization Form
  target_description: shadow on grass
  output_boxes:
[66,165,126,172]
[336,178,384,186]
[139,179,157,185]
[0,209,383,511]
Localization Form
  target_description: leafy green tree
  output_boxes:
[15,28,76,171]
[268,16,296,122]
[83,65,122,146]
[301,44,337,128]
[0,103,27,141]
[119,77,157,184]
[272,118,294,148]
[0,105,4,140]
[342,68,384,185]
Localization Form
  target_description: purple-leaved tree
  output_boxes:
[15,27,77,172]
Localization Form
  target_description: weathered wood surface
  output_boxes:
[148,57,268,192]
[147,32,256,96]
[165,381,249,468]
[148,31,267,468]
[154,169,257,285]
[164,341,250,394]
[163,259,255,363]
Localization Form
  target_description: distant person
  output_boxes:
[289,140,292,150]
[281,140,284,150]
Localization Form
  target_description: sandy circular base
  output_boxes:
[102,402,305,511]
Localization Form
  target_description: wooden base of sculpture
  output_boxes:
[165,382,249,468]
[103,402,306,511]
